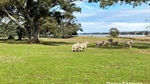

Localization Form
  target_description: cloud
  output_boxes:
[74,12,96,18]
[74,1,100,11]
[78,22,149,33]
[74,2,150,33]
[74,7,150,22]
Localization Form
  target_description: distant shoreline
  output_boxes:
[77,34,146,37]
[78,31,150,37]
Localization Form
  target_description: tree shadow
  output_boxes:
[40,41,72,46]
[0,39,72,46]
[132,43,150,49]
[0,39,149,49]
[88,43,123,49]
[0,39,28,44]
[89,43,150,49]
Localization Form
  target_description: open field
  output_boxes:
[0,36,150,84]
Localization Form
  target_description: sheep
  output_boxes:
[123,40,133,48]
[102,41,110,47]
[72,42,80,52]
[108,38,113,43]
[79,41,89,52]
[110,41,119,47]
[96,41,104,47]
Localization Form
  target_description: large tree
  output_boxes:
[0,0,81,43]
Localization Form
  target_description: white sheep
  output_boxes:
[123,40,133,48]
[79,41,89,52]
[72,42,80,52]
[96,41,104,47]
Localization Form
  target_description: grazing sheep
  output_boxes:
[102,41,110,47]
[123,40,133,48]
[110,41,119,47]
[96,41,104,47]
[108,38,113,43]
[72,42,80,52]
[79,41,89,52]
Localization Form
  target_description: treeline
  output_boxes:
[79,31,150,35]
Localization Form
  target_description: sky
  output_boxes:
[73,1,150,33]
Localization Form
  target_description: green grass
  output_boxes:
[0,37,150,84]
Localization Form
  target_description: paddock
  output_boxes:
[0,36,149,83]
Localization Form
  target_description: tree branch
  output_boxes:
[3,9,25,29]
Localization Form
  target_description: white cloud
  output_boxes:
[74,12,96,18]
[74,1,100,11]
[74,2,150,33]
[74,8,150,22]
[78,22,149,33]
[116,9,150,17]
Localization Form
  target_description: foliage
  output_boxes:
[65,0,150,8]
[0,20,17,37]
[16,26,26,40]
[0,0,82,43]
[88,0,150,8]
[109,27,120,37]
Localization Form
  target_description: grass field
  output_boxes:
[0,36,150,84]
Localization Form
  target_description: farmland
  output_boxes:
[0,36,150,84]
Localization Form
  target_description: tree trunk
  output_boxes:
[27,22,40,44]
[4,9,40,43]
[33,32,40,43]
[27,34,40,43]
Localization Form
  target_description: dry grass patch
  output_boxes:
[0,55,26,63]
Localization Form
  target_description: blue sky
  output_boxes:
[73,1,150,33]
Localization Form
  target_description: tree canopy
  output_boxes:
[64,0,150,8]
[88,0,150,8]
[0,0,82,43]
[109,28,119,38]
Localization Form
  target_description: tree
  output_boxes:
[40,7,82,38]
[16,26,25,40]
[0,0,81,43]
[109,28,119,37]
[0,19,17,38]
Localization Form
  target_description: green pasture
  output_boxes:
[0,36,150,84]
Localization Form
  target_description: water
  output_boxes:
[78,34,146,37]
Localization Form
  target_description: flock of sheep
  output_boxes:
[72,38,133,52]
[96,38,133,48]
[72,41,89,52]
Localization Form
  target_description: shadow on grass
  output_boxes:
[89,43,150,49]
[0,39,72,46]
[0,39,149,49]
[88,44,124,49]
[132,43,150,49]
[0,39,28,44]
[40,41,72,46]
